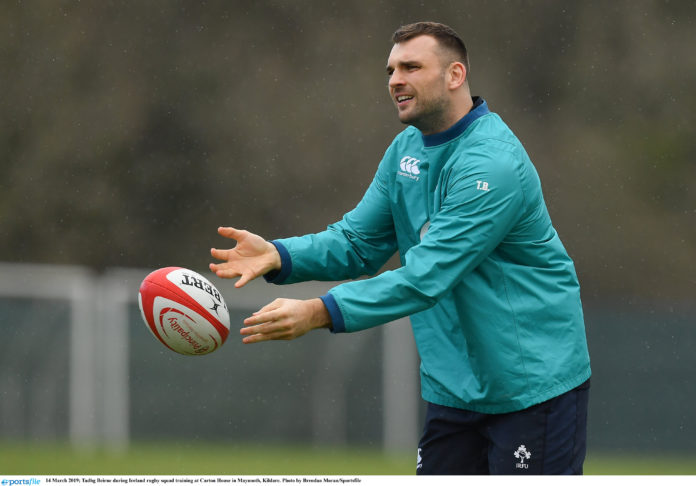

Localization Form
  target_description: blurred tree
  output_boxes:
[0,0,693,299]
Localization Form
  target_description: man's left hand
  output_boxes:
[241,298,331,344]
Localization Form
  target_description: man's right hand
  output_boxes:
[209,227,281,288]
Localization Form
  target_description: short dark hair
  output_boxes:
[392,22,470,74]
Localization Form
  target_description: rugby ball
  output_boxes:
[138,267,230,356]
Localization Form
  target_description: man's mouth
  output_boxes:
[396,94,414,105]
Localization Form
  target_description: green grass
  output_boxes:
[0,442,694,475]
[585,452,696,475]
[0,442,413,476]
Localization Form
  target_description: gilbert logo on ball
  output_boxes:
[138,267,230,355]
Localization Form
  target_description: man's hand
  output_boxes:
[209,227,281,288]
[240,298,332,344]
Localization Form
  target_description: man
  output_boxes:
[210,22,591,475]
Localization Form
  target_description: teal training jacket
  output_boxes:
[267,98,591,414]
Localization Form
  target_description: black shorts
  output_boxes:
[416,379,590,475]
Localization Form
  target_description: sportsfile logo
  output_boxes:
[2,479,41,486]
[398,155,421,181]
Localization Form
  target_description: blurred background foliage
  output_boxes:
[1,1,695,471]
[1,0,694,300]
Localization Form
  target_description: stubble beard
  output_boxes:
[398,91,451,135]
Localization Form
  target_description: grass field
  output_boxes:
[1,442,695,476]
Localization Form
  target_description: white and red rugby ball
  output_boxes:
[138,267,230,356]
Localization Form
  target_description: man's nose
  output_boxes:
[388,69,405,88]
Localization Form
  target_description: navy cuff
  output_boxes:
[320,293,345,333]
[263,241,292,284]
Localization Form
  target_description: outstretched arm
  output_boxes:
[209,227,281,288]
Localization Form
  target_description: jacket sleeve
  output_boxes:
[328,142,527,333]
[267,157,398,286]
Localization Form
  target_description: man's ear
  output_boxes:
[447,62,467,90]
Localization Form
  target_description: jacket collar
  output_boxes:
[422,96,489,147]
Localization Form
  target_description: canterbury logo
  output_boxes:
[400,156,421,175]
[398,156,421,181]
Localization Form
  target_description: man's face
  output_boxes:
[386,35,450,134]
